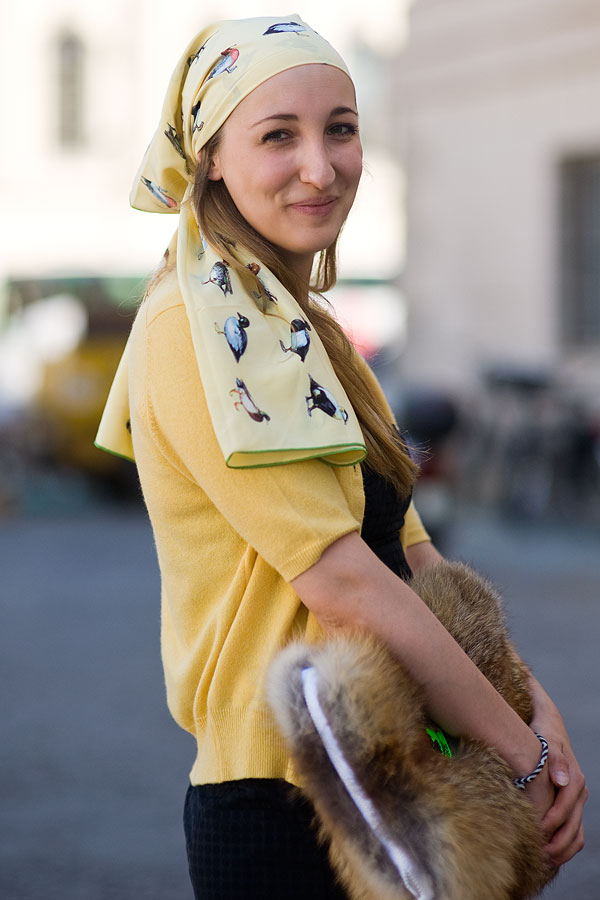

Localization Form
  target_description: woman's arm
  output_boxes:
[393,535,586,865]
[291,531,554,819]
[405,538,443,573]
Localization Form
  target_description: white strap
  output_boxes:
[301,666,435,900]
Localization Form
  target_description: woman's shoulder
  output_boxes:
[128,262,190,369]
[142,262,184,327]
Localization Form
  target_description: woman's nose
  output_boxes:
[299,141,335,189]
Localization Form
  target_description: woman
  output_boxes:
[96,15,586,899]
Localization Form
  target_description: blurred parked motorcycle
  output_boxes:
[396,387,461,550]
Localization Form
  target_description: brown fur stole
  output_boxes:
[267,561,557,900]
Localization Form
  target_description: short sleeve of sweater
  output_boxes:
[139,297,362,582]
[401,502,429,547]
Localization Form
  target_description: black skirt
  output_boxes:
[184,779,349,899]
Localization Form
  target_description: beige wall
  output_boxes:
[397,0,600,394]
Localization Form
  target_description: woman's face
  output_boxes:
[208,64,363,279]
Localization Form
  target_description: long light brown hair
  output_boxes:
[178,131,417,497]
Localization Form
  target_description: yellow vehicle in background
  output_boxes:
[38,334,131,475]
[2,275,144,498]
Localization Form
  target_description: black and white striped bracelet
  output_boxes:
[513,733,549,790]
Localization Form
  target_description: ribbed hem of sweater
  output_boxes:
[189,707,299,787]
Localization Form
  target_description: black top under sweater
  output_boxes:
[360,463,413,582]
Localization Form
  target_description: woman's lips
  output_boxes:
[289,197,337,216]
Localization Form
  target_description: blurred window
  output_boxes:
[57,31,86,148]
[560,156,600,345]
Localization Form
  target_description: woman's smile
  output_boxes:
[288,195,339,215]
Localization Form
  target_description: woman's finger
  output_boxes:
[543,780,589,866]
[545,819,586,867]
[542,763,587,836]
[547,745,570,788]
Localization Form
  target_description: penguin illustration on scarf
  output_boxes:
[164,124,189,173]
[263,22,307,36]
[306,375,348,423]
[215,313,250,362]
[280,319,311,362]
[203,261,233,295]
[191,99,204,134]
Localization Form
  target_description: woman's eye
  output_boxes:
[261,130,290,144]
[329,123,358,137]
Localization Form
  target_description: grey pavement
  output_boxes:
[0,499,598,899]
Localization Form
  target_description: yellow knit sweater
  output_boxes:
[127,267,429,786]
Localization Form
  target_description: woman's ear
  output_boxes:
[207,154,223,182]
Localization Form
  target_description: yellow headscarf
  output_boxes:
[96,14,366,468]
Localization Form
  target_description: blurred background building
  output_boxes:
[396,0,600,527]
[397,0,600,400]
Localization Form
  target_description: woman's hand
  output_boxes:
[523,763,556,825]
[528,674,588,866]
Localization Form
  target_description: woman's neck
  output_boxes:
[278,248,315,287]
